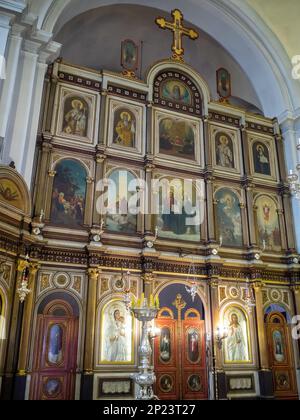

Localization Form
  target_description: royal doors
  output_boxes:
[266,312,298,400]
[30,299,79,400]
[154,288,207,400]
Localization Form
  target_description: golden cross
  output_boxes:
[156,9,199,61]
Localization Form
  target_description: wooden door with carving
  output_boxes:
[30,300,79,400]
[266,312,297,400]
[154,292,207,400]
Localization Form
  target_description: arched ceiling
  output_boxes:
[24,0,300,119]
[247,0,300,60]
[54,4,262,112]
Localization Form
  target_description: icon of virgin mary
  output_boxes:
[48,324,63,365]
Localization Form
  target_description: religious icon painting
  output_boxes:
[161,79,193,106]
[186,327,201,364]
[46,323,65,367]
[106,98,144,156]
[50,159,87,228]
[187,374,203,393]
[154,110,202,167]
[121,39,139,76]
[216,68,231,101]
[99,300,134,365]
[159,327,172,363]
[254,195,281,252]
[223,306,251,364]
[159,375,174,394]
[273,330,286,363]
[104,168,139,234]
[215,188,243,247]
[248,135,277,181]
[42,377,64,400]
[274,371,292,392]
[55,85,98,144]
[210,125,241,175]
[154,175,202,242]
[0,178,23,212]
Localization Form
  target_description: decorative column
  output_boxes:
[244,181,257,248]
[85,176,95,227]
[281,187,297,253]
[92,152,107,227]
[33,138,53,219]
[1,258,29,400]
[240,198,250,248]
[81,268,101,400]
[208,278,224,400]
[280,117,300,252]
[144,162,155,235]
[142,272,155,300]
[207,174,216,243]
[44,169,56,220]
[277,206,288,252]
[17,262,40,375]
[23,57,50,186]
[240,125,250,174]
[7,40,39,172]
[0,23,23,160]
[275,132,288,183]
[146,102,153,155]
[253,280,274,399]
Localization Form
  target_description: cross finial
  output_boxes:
[156,9,199,62]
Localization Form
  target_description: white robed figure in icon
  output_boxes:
[225,312,248,362]
[104,306,129,362]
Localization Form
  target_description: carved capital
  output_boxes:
[48,170,56,178]
[88,268,101,280]
[86,177,94,184]
[29,263,40,276]
[291,285,300,295]
[208,279,219,289]
[142,273,155,284]
[145,163,155,173]
[96,154,107,164]
[17,259,30,273]
[253,280,264,292]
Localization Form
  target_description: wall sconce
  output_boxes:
[215,325,228,350]
[212,236,223,256]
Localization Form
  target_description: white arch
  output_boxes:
[28,0,300,118]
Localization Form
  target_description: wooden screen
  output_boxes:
[154,307,207,400]
[266,312,298,400]
[30,301,79,400]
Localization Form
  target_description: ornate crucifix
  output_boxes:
[156,9,199,62]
